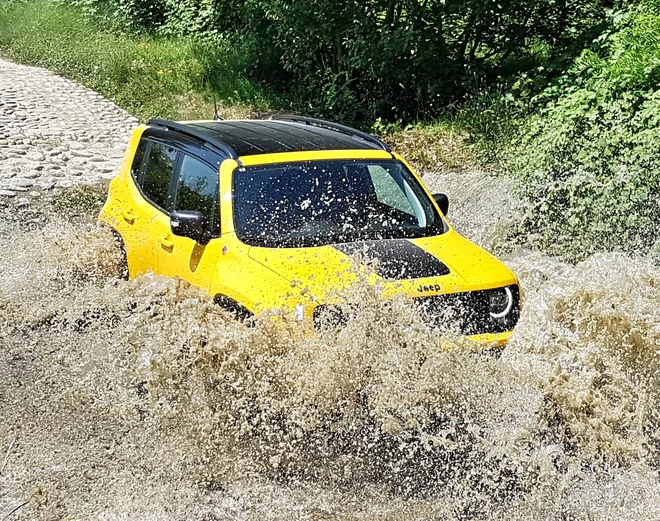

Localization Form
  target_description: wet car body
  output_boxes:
[99,116,521,345]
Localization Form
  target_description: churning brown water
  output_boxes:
[1,172,660,520]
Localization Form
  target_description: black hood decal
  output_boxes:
[332,240,450,281]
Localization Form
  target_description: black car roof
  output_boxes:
[147,117,391,158]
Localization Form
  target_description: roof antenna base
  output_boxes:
[212,91,223,121]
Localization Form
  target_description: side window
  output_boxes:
[174,155,219,234]
[143,142,178,212]
[368,165,416,216]
[131,139,148,183]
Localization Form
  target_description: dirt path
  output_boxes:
[0,58,137,200]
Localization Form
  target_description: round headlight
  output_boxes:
[489,287,513,318]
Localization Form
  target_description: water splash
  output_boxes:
[1,182,660,520]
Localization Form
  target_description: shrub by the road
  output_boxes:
[506,5,660,259]
[58,0,612,125]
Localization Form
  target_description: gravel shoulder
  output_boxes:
[0,58,137,200]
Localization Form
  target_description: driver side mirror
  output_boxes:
[171,210,208,244]
[432,193,449,216]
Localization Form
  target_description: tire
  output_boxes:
[108,228,129,280]
[213,295,253,322]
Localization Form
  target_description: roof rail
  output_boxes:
[269,114,391,152]
[147,119,238,159]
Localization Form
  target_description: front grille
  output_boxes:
[412,284,520,336]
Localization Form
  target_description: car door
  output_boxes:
[157,152,223,291]
[117,137,175,276]
[129,139,179,276]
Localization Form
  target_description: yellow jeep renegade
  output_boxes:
[99,116,520,344]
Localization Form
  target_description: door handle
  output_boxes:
[160,236,175,250]
[122,208,136,224]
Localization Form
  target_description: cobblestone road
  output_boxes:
[0,58,138,200]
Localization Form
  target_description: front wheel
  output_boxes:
[213,294,254,322]
[107,227,129,280]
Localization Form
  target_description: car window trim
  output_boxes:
[138,141,150,186]
[132,137,223,239]
[167,151,184,213]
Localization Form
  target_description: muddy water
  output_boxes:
[1,176,660,520]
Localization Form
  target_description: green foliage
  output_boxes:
[507,6,660,259]
[4,0,660,260]
[383,120,478,172]
[451,91,520,165]
[241,0,614,124]
[48,0,614,125]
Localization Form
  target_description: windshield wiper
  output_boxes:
[238,226,434,249]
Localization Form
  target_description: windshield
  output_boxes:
[232,159,445,248]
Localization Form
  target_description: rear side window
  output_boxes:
[143,142,177,211]
[174,155,219,234]
[131,139,148,181]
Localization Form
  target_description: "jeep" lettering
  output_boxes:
[417,284,442,293]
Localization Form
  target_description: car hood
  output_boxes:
[247,230,518,301]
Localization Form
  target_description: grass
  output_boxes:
[0,0,485,172]
[384,121,478,172]
[0,0,274,121]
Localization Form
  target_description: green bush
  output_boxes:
[507,6,660,258]
[48,0,615,126]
